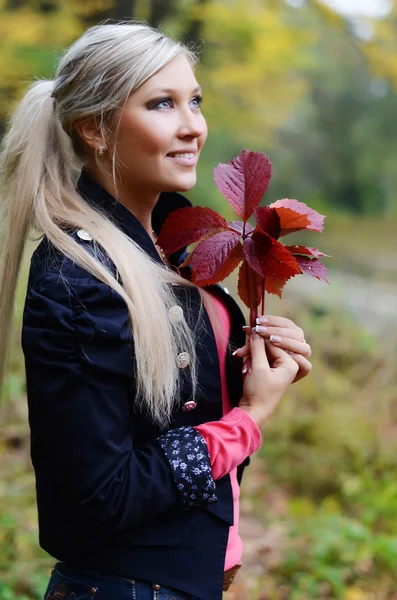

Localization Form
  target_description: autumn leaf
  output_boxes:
[271,199,325,235]
[157,206,228,255]
[228,220,254,235]
[213,149,272,221]
[255,206,281,238]
[294,256,329,283]
[182,230,243,286]
[238,261,263,310]
[243,232,301,280]
[285,245,329,258]
[265,278,289,298]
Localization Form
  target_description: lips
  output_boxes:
[166,151,198,166]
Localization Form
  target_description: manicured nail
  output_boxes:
[252,327,259,340]
[270,335,283,343]
[232,349,238,356]
[256,317,269,325]
[256,326,268,334]
[242,325,250,330]
[242,364,248,374]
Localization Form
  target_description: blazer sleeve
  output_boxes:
[194,407,262,481]
[22,273,216,535]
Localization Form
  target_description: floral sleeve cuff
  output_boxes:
[156,426,217,508]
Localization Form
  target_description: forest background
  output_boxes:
[1,0,397,598]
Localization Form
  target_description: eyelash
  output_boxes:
[152,95,203,109]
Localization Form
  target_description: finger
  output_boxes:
[287,352,313,383]
[264,340,299,377]
[242,356,251,375]
[249,327,270,370]
[256,315,304,339]
[269,335,312,358]
[255,325,305,342]
[232,342,250,358]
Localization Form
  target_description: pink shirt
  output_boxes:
[194,293,262,571]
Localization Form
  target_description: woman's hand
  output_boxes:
[233,315,312,383]
[238,329,299,429]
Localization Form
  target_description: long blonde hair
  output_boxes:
[0,21,217,428]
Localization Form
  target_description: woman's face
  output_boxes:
[113,54,208,195]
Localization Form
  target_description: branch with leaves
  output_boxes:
[158,150,329,327]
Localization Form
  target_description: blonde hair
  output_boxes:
[0,21,218,428]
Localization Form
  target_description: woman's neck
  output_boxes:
[84,165,159,237]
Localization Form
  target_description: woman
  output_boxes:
[0,21,312,600]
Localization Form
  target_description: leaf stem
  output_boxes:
[261,277,265,317]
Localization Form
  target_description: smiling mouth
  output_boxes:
[167,152,197,158]
[166,152,197,166]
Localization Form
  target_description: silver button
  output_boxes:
[169,305,184,323]
[77,229,92,241]
[176,352,190,369]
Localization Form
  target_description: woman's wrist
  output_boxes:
[238,402,269,430]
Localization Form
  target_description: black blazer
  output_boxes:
[22,170,248,600]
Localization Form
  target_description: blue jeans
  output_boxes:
[44,562,201,599]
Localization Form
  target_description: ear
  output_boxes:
[73,116,103,152]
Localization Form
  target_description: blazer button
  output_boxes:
[89,587,98,596]
[183,400,197,411]
[77,229,92,241]
[176,352,190,369]
[169,305,184,323]
[153,583,161,591]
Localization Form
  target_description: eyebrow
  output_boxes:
[145,86,202,98]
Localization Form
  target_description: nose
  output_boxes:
[177,106,207,140]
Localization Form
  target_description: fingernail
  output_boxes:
[252,327,259,340]
[256,317,269,325]
[256,326,268,334]
[232,349,238,356]
[242,325,250,331]
[242,364,248,374]
[270,335,282,343]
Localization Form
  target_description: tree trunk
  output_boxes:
[183,0,208,46]
[114,0,136,20]
[5,0,26,9]
[149,0,178,28]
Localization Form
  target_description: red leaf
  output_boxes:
[271,199,325,235]
[265,278,288,298]
[183,231,243,286]
[237,261,263,309]
[243,231,301,280]
[255,206,281,238]
[271,207,311,237]
[214,149,272,221]
[157,206,228,255]
[228,220,254,235]
[295,256,329,283]
[286,245,329,258]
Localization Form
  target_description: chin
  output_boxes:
[163,176,197,193]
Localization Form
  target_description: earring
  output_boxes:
[98,144,105,156]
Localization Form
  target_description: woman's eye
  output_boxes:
[156,98,173,109]
[191,95,203,109]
